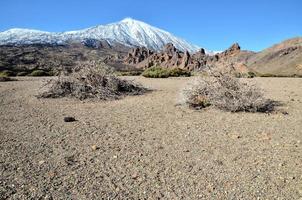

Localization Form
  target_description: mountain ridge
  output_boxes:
[0,18,214,54]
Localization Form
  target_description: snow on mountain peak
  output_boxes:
[120,17,137,23]
[0,18,214,54]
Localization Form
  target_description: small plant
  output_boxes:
[16,71,28,76]
[29,70,50,76]
[0,76,17,82]
[247,71,256,78]
[259,73,276,77]
[142,66,170,78]
[169,68,191,77]
[142,67,191,78]
[179,70,275,112]
[0,70,15,77]
[116,70,143,76]
[38,61,146,100]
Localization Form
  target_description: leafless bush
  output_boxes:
[179,70,275,112]
[38,61,146,100]
[0,77,17,82]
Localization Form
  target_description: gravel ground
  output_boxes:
[0,76,302,199]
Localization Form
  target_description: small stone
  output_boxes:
[132,173,139,179]
[158,146,164,150]
[279,162,285,167]
[281,111,289,115]
[229,133,242,139]
[38,160,45,165]
[64,117,76,122]
[91,145,99,151]
[47,171,56,179]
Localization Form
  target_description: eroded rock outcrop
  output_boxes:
[124,47,154,65]
[123,43,209,70]
[122,42,254,75]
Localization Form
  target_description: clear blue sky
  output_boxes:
[1,0,301,51]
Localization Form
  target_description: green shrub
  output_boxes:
[29,70,49,76]
[259,73,277,77]
[116,70,143,76]
[142,67,191,78]
[258,73,302,78]
[142,66,170,78]
[0,70,15,77]
[16,72,28,76]
[234,73,243,78]
[169,68,191,77]
[247,71,256,78]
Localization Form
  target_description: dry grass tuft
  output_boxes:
[38,61,146,100]
[179,70,275,112]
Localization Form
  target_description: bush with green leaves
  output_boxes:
[0,70,15,77]
[142,66,170,78]
[116,70,143,76]
[16,72,28,76]
[29,70,50,76]
[169,68,191,77]
[142,66,191,78]
[247,71,256,78]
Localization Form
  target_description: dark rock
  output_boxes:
[163,43,178,55]
[82,39,111,49]
[64,117,76,122]
[281,111,289,115]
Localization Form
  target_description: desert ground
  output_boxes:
[1,76,302,199]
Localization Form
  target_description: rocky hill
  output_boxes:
[1,36,301,77]
[122,37,302,77]
[0,41,130,74]
[247,37,302,76]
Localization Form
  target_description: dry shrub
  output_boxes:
[179,70,275,112]
[38,61,146,100]
[0,77,17,82]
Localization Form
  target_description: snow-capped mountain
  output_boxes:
[0,18,213,54]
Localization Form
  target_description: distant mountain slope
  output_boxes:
[0,18,212,53]
[247,37,302,76]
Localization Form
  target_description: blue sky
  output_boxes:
[1,0,301,51]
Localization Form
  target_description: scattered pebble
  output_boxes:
[91,145,99,151]
[281,111,289,115]
[131,173,139,179]
[64,116,76,122]
[38,160,45,165]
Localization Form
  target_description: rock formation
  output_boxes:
[122,42,252,75]
[123,43,211,70]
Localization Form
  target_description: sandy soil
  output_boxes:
[1,76,302,199]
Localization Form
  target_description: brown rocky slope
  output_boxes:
[247,37,302,76]
[123,37,302,77]
[1,37,301,77]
